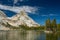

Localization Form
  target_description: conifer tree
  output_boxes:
[51,19,57,31]
[45,18,51,30]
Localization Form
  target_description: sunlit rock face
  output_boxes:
[0,10,7,20]
[0,11,8,24]
[0,10,40,30]
[0,11,10,30]
[7,11,40,27]
[0,24,10,30]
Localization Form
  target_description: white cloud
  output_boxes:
[19,0,24,2]
[13,0,28,4]
[41,14,58,17]
[0,4,38,14]
[49,14,57,16]
[14,0,18,4]
[41,15,48,16]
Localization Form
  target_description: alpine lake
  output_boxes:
[0,30,59,40]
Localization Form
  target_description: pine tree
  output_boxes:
[51,19,57,27]
[51,19,57,31]
[45,18,51,30]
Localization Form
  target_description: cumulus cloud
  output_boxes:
[0,4,38,14]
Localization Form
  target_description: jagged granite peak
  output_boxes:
[0,10,40,28]
[7,10,40,27]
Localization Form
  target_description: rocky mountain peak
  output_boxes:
[19,10,27,16]
[0,10,40,28]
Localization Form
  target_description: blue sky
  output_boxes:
[0,0,60,25]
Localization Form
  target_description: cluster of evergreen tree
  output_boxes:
[45,18,57,31]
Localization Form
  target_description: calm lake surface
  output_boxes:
[0,30,59,40]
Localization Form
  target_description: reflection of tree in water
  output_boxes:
[46,33,58,40]
[58,32,60,40]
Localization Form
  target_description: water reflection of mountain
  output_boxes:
[0,31,45,40]
[0,31,60,40]
[58,32,60,40]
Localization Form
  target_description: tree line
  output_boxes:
[45,18,60,31]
